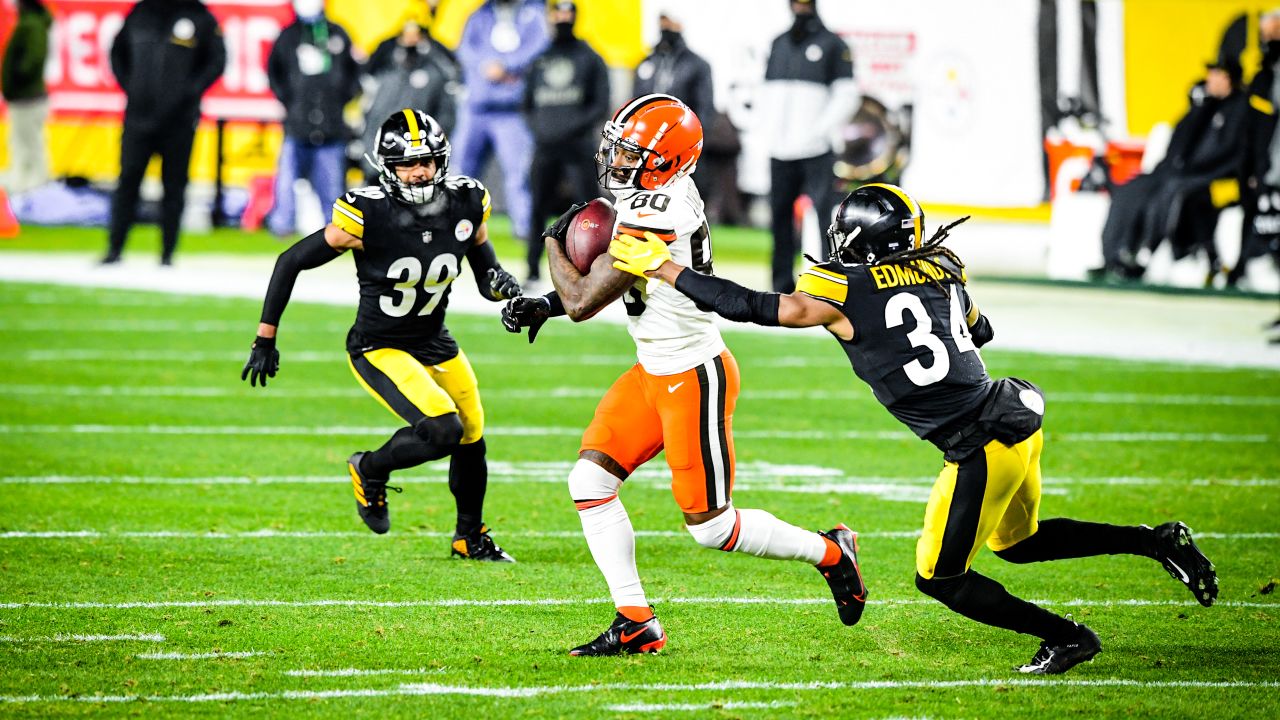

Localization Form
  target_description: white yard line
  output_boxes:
[4,382,1277,407]
[0,597,1273,611]
[606,701,797,712]
[136,651,265,660]
[0,634,164,642]
[284,668,448,677]
[0,424,1268,443]
[0,678,1276,704]
[0,529,1270,540]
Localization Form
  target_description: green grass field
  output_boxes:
[0,273,1278,718]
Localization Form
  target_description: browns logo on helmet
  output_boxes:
[595,94,703,192]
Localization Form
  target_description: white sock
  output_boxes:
[570,460,647,609]
[687,505,827,564]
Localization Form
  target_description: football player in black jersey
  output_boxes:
[242,109,520,561]
[610,183,1220,674]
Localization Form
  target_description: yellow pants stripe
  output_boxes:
[347,349,485,444]
[916,430,1044,579]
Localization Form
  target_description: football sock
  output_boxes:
[994,518,1156,563]
[363,426,453,478]
[618,605,654,622]
[917,570,1078,643]
[448,438,488,536]
[687,506,828,564]
[570,460,648,609]
[818,537,844,567]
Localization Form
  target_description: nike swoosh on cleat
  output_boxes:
[1167,559,1190,583]
[619,628,647,644]
[667,382,684,393]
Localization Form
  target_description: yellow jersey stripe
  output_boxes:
[965,300,981,325]
[805,265,848,284]
[403,109,421,147]
[481,189,492,224]
[334,199,363,220]
[332,207,364,239]
[1251,94,1276,115]
[796,271,849,304]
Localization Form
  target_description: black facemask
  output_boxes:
[553,21,575,43]
[789,13,820,41]
[1266,40,1280,62]
[658,29,681,50]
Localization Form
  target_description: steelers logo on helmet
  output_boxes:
[826,183,925,265]
[596,94,704,192]
[368,109,451,206]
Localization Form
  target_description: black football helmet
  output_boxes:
[368,109,450,205]
[826,183,924,264]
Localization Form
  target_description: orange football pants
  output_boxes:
[580,350,740,514]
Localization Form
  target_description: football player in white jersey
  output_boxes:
[502,94,868,655]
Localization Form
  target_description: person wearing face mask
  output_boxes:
[266,0,361,238]
[758,0,860,293]
[1234,10,1280,307]
[519,1,609,288]
[101,0,226,266]
[360,4,462,185]
[455,0,549,241]
[633,10,714,136]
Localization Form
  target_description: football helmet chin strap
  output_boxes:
[365,152,441,206]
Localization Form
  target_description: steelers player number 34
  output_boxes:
[885,291,981,387]
[380,255,460,317]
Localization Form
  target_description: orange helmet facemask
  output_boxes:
[595,94,703,192]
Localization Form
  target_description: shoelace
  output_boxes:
[367,483,403,506]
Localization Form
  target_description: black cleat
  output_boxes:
[1018,622,1101,675]
[451,524,515,562]
[1152,521,1218,607]
[348,452,400,535]
[569,612,667,656]
[817,524,867,626]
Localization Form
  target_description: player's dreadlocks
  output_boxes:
[875,215,971,295]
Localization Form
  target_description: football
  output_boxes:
[564,198,618,274]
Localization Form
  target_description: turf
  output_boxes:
[0,278,1277,718]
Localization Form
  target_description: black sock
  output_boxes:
[919,571,1078,643]
[995,518,1156,564]
[362,426,451,478]
[448,437,488,536]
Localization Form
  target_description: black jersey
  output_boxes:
[795,258,993,439]
[330,176,492,364]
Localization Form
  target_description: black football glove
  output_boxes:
[241,335,280,387]
[487,267,522,301]
[501,295,552,343]
[544,201,589,243]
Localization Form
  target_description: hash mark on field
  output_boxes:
[0,678,1276,704]
[0,598,1273,611]
[284,668,448,677]
[0,633,164,642]
[137,651,266,660]
[0,424,1268,443]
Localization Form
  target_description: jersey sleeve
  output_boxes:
[331,189,375,239]
[476,181,492,224]
[795,263,849,306]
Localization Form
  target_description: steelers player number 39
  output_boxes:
[885,291,981,387]
[380,255,460,317]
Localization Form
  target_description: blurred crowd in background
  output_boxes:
[2,0,1280,313]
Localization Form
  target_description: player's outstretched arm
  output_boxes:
[465,222,521,301]
[242,225,351,387]
[610,233,851,338]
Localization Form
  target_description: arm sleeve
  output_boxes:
[464,240,507,301]
[673,270,781,326]
[267,32,290,103]
[959,286,994,348]
[259,229,344,325]
[109,13,133,90]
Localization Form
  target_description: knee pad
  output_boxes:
[685,504,737,550]
[915,572,968,605]
[567,458,622,503]
[414,413,464,448]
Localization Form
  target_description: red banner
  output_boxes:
[43,0,294,120]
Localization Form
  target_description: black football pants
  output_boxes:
[769,152,836,293]
[526,137,600,280]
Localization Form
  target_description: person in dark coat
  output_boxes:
[1232,11,1280,291]
[1096,60,1248,279]
[266,0,360,237]
[2,0,53,193]
[520,1,609,286]
[103,0,225,266]
[360,9,461,184]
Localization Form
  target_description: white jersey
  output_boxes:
[612,175,726,375]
